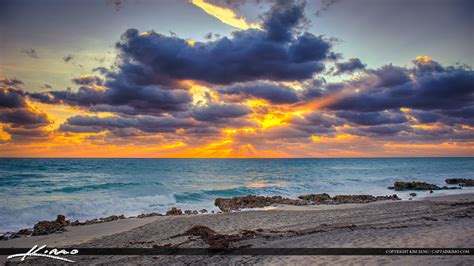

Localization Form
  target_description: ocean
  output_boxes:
[1,158,473,232]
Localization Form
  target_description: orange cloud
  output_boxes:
[191,0,261,30]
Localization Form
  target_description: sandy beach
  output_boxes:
[1,193,473,265]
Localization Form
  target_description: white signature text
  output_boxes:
[7,244,79,263]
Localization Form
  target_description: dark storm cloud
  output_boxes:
[29,1,333,124]
[327,61,474,112]
[289,112,344,135]
[0,108,50,128]
[409,110,442,123]
[343,124,412,137]
[219,82,299,104]
[0,87,50,129]
[71,75,104,86]
[31,84,192,116]
[262,2,306,42]
[59,115,196,134]
[191,103,251,122]
[0,88,25,108]
[443,106,474,119]
[333,58,365,75]
[336,110,407,126]
[20,48,39,59]
[114,2,332,86]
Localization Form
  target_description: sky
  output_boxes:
[0,0,473,157]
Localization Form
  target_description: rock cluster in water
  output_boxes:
[214,193,400,212]
[166,207,183,215]
[300,194,400,204]
[214,195,304,212]
[33,215,69,236]
[388,181,460,191]
[445,178,474,187]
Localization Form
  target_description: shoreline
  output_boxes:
[2,184,474,236]
[1,193,472,247]
[1,193,473,264]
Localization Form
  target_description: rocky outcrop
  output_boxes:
[214,195,304,212]
[215,193,400,211]
[298,193,331,203]
[100,215,126,223]
[446,178,474,187]
[388,181,460,191]
[32,215,69,236]
[137,212,162,218]
[172,225,259,248]
[390,181,440,191]
[332,194,399,204]
[299,194,399,204]
[166,207,183,215]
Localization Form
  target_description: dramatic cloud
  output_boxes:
[3,1,473,157]
[0,85,50,130]
[59,115,197,134]
[30,83,192,116]
[336,110,407,126]
[114,2,332,86]
[71,75,104,86]
[191,103,251,122]
[219,82,300,104]
[327,59,474,112]
[333,58,366,75]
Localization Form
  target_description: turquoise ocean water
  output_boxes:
[1,158,473,232]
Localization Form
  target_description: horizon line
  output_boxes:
[1,156,473,159]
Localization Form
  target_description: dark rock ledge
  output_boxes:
[214,194,400,212]
[387,181,461,191]
[445,178,474,187]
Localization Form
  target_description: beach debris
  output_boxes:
[173,225,258,248]
[430,190,434,193]
[389,181,460,191]
[166,207,183,215]
[410,193,417,197]
[445,178,474,187]
[33,215,70,236]
[200,209,208,213]
[184,210,192,215]
[215,195,303,212]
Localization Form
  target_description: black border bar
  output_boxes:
[0,248,472,256]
